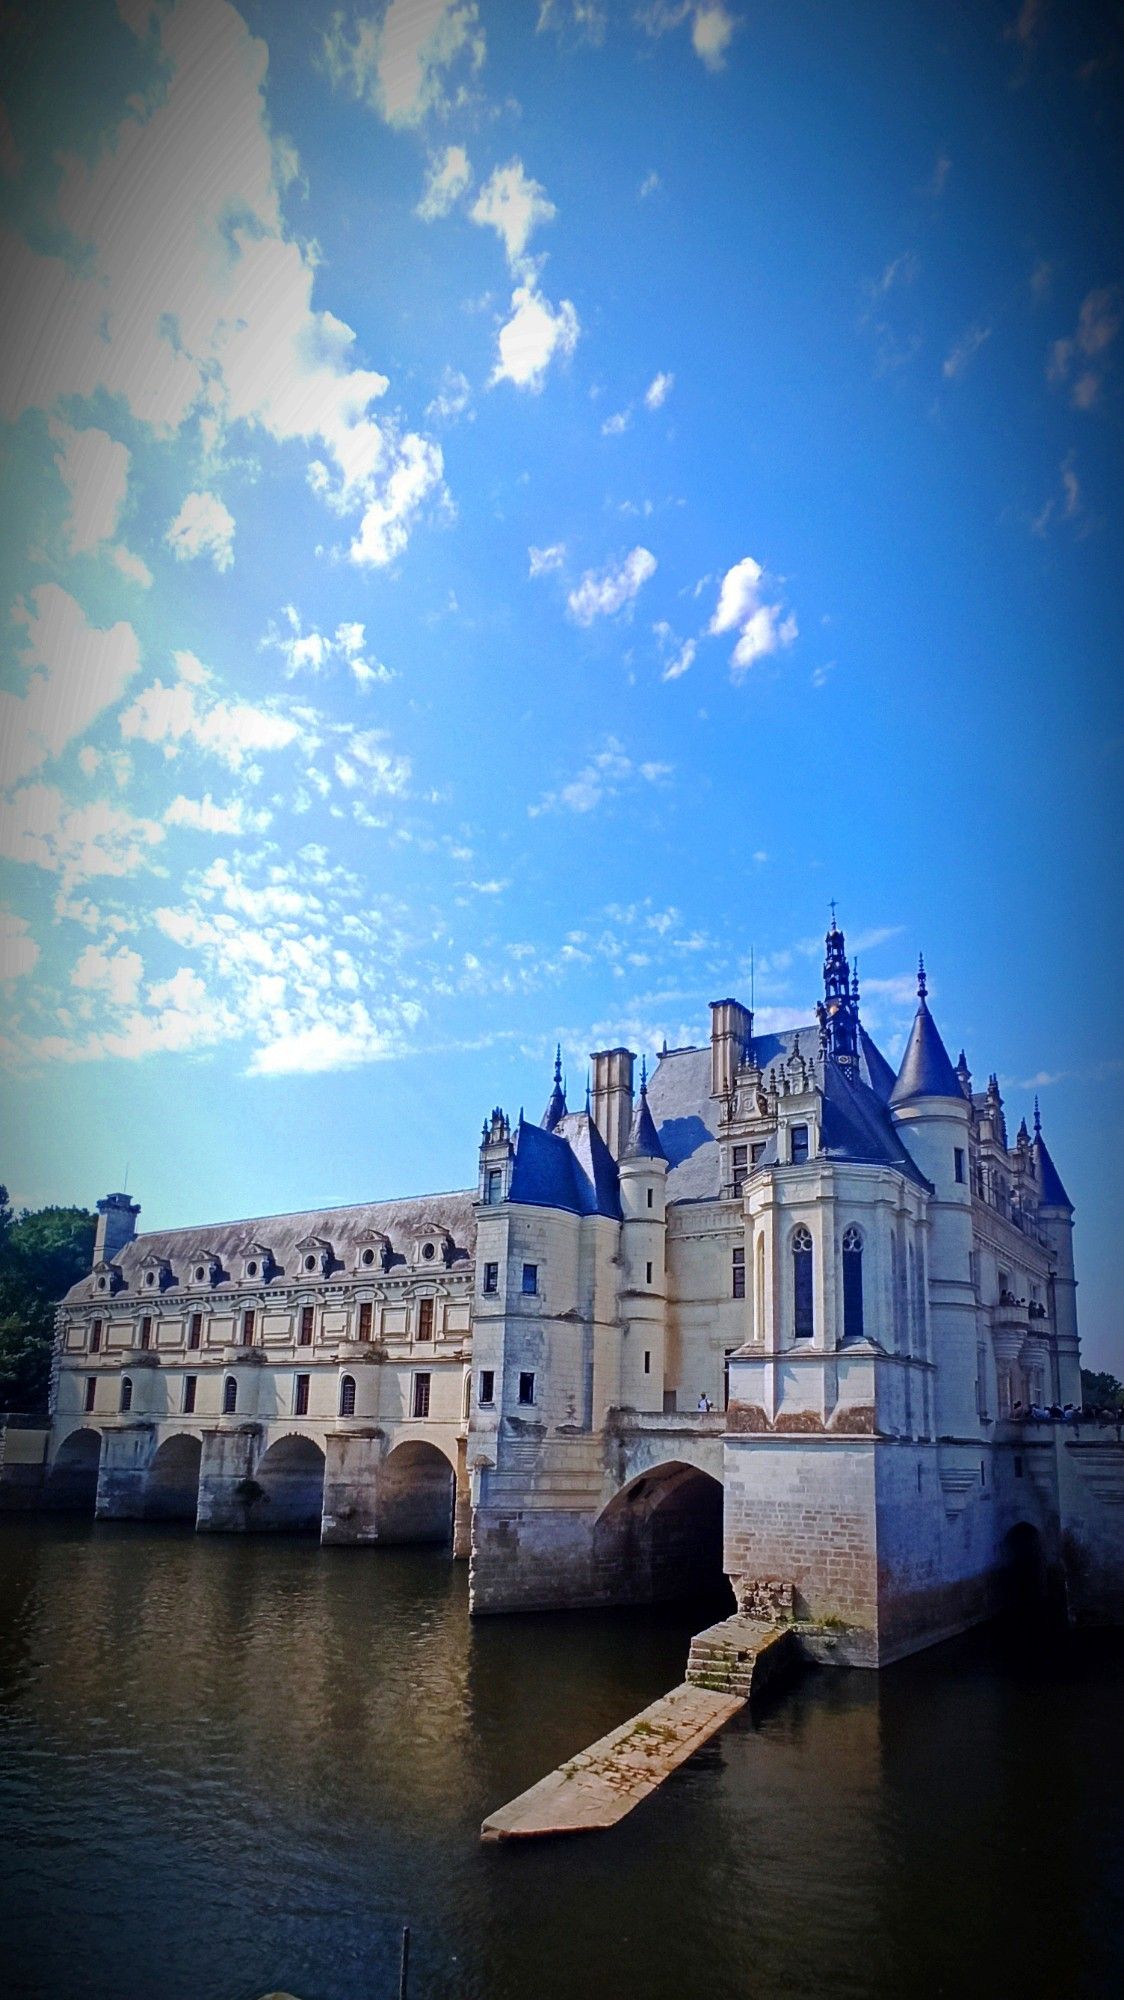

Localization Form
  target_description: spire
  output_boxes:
[1032,1105,1073,1209]
[956,1049,973,1101]
[819,904,859,1079]
[541,1043,567,1131]
[1034,1095,1042,1139]
[889,955,963,1106]
[622,1058,666,1161]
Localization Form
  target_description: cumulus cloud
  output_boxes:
[0,910,39,983]
[119,650,303,771]
[471,159,555,267]
[324,0,485,127]
[0,584,142,786]
[602,409,631,435]
[1048,287,1121,410]
[567,547,657,625]
[661,637,696,681]
[165,491,236,572]
[636,2,737,70]
[110,545,153,588]
[416,144,471,219]
[0,782,164,890]
[708,556,797,678]
[426,367,473,425]
[942,323,991,381]
[265,607,394,688]
[645,371,674,409]
[491,282,580,391]
[528,542,566,576]
[530,735,672,815]
[71,941,144,1007]
[537,1,607,44]
[164,793,272,836]
[50,423,129,554]
[0,0,445,573]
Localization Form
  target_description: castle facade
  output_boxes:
[47,919,1115,1664]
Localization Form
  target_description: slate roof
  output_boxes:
[507,1113,622,1219]
[622,1085,667,1161]
[1034,1133,1073,1210]
[64,1190,476,1302]
[644,1022,928,1199]
[889,999,963,1106]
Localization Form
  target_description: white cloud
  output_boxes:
[332,728,411,797]
[110,545,153,588]
[645,370,674,409]
[661,637,696,681]
[324,0,485,127]
[426,366,473,425]
[638,170,661,198]
[0,584,142,785]
[530,735,672,815]
[528,542,566,576]
[0,0,445,574]
[119,650,304,771]
[0,782,164,889]
[537,1,607,44]
[942,323,991,381]
[567,547,657,625]
[416,144,472,219]
[708,555,797,678]
[71,941,144,1007]
[491,282,580,391]
[265,606,394,687]
[1048,287,1121,410]
[165,491,236,571]
[0,910,39,982]
[470,159,555,267]
[636,2,737,70]
[50,422,129,553]
[164,793,272,836]
[602,409,631,435]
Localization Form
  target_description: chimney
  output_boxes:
[710,998,753,1100]
[94,1192,140,1266]
[590,1048,635,1160]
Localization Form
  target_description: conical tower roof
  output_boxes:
[1033,1099,1073,1210]
[889,957,963,1107]
[622,1063,666,1161]
[541,1045,567,1132]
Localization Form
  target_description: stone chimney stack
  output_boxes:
[94,1192,140,1266]
[589,1047,635,1160]
[710,998,754,1100]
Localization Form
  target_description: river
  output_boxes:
[0,1518,1120,2000]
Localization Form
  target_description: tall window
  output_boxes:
[241,1309,255,1346]
[518,1371,536,1406]
[90,1318,102,1352]
[842,1226,864,1342]
[756,1234,766,1339]
[183,1376,197,1414]
[521,1263,538,1296]
[732,1245,746,1299]
[412,1372,431,1419]
[792,1226,814,1340]
[188,1311,202,1350]
[294,1373,310,1417]
[222,1376,237,1415]
[954,1147,965,1184]
[479,1369,495,1404]
[790,1125,809,1165]
[483,1262,499,1295]
[299,1305,314,1346]
[339,1373,356,1418]
[484,1168,502,1204]
[732,1143,747,1196]
[120,1376,133,1413]
[417,1297,435,1341]
[723,1348,736,1409]
[140,1315,152,1350]
[358,1301,373,1341]
[85,1376,97,1412]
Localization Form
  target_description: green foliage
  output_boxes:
[0,1186,96,1412]
[1081,1368,1124,1412]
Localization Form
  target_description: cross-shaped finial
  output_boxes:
[917,953,927,1001]
[829,898,837,928]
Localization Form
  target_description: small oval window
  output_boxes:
[195,1266,204,1282]
[422,1242,435,1261]
[146,1272,155,1286]
[247,1261,257,1277]
[361,1247,375,1267]
[304,1254,316,1272]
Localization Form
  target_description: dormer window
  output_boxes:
[190,1253,220,1289]
[241,1243,274,1285]
[790,1124,809,1166]
[296,1235,331,1278]
[145,1271,156,1287]
[422,1242,435,1261]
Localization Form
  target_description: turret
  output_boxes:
[617,1061,669,1411]
[94,1192,139,1267]
[1033,1099,1081,1403]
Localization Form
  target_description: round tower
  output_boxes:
[1033,1099,1081,1405]
[617,1062,669,1412]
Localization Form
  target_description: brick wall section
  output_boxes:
[723,1435,879,1631]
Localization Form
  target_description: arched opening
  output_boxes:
[252,1435,326,1534]
[44,1428,102,1513]
[145,1434,202,1522]
[842,1225,864,1342]
[1000,1521,1052,1624]
[593,1462,733,1612]
[378,1440,455,1546]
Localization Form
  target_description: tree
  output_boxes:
[0,1189,96,1412]
[1080,1368,1124,1412]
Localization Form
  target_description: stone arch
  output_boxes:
[593,1460,733,1611]
[45,1427,103,1512]
[145,1432,202,1522]
[1000,1520,1058,1624]
[252,1433,326,1533]
[378,1438,456,1546]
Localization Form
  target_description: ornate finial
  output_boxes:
[585,1069,592,1114]
[917,953,927,1001]
[829,897,837,931]
[639,1054,648,1092]
[1034,1095,1041,1138]
[851,957,860,1003]
[553,1043,562,1086]
[660,1036,668,1057]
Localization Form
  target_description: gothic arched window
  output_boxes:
[339,1373,356,1418]
[842,1225,864,1342]
[222,1375,237,1415]
[120,1375,133,1413]
[792,1226,814,1341]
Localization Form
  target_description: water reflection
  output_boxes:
[0,1519,1120,2000]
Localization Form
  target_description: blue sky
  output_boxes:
[0,0,1120,1371]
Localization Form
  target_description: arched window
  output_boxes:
[339,1373,356,1418]
[120,1375,133,1413]
[842,1225,864,1342]
[755,1233,766,1341]
[222,1375,237,1415]
[792,1226,814,1341]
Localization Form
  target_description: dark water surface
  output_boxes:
[0,1519,1121,2000]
